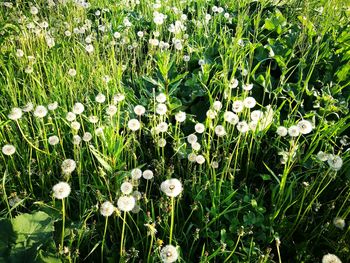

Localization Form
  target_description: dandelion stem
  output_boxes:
[101,216,108,262]
[120,211,127,258]
[169,197,175,244]
[61,198,66,251]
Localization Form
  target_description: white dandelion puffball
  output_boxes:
[195,155,205,164]
[61,159,76,174]
[288,125,300,137]
[215,125,226,137]
[8,107,23,120]
[156,122,168,133]
[113,93,125,103]
[83,132,92,142]
[188,153,197,162]
[52,182,71,199]
[71,121,81,131]
[156,103,167,115]
[95,93,106,103]
[100,201,115,217]
[73,135,81,145]
[297,120,313,135]
[132,191,142,201]
[242,83,253,91]
[131,204,141,214]
[114,32,121,39]
[121,182,133,195]
[48,101,58,111]
[131,168,142,180]
[2,144,16,156]
[276,126,288,137]
[229,78,239,89]
[22,102,34,112]
[68,68,77,77]
[128,119,141,131]
[251,110,263,121]
[175,111,186,122]
[211,161,219,169]
[158,138,167,147]
[160,245,179,263]
[117,196,136,212]
[236,121,249,133]
[213,101,222,111]
[195,123,205,133]
[187,134,197,144]
[143,170,154,180]
[161,178,183,197]
[16,49,24,58]
[66,112,76,122]
[48,135,59,145]
[322,253,342,263]
[333,217,346,230]
[30,6,39,15]
[34,105,48,118]
[134,105,146,116]
[106,105,118,116]
[88,115,99,124]
[243,97,256,109]
[156,93,167,103]
[327,155,343,171]
[73,102,84,115]
[85,44,94,53]
[224,111,239,124]
[191,142,201,151]
[317,151,328,162]
[206,109,217,119]
[232,100,244,113]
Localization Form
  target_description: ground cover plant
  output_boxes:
[0,0,349,262]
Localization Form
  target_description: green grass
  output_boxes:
[0,0,349,262]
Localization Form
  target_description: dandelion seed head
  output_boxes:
[322,253,342,263]
[117,196,136,212]
[61,159,76,174]
[128,119,141,131]
[156,103,167,115]
[100,201,115,217]
[48,135,60,145]
[333,217,346,230]
[175,111,186,122]
[134,105,146,116]
[160,245,178,263]
[131,168,142,180]
[95,93,106,103]
[195,123,205,133]
[161,178,183,197]
[142,170,154,180]
[72,102,84,115]
[277,126,288,137]
[8,107,23,120]
[121,182,133,195]
[34,105,48,118]
[2,144,16,156]
[52,182,71,199]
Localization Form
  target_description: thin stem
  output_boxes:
[61,198,66,251]
[101,216,108,262]
[120,211,127,258]
[169,197,175,244]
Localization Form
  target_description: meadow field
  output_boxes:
[0,0,349,262]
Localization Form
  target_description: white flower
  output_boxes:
[288,126,300,137]
[73,102,84,115]
[211,161,219,169]
[158,138,167,147]
[297,120,313,134]
[128,119,141,131]
[191,142,201,151]
[187,134,197,144]
[206,109,217,119]
[195,155,205,164]
[52,182,71,199]
[117,196,136,212]
[327,155,343,171]
[188,153,197,162]
[153,11,166,25]
[161,178,183,197]
[160,245,179,263]
[66,112,76,122]
[236,121,249,133]
[8,107,23,120]
[61,159,76,174]
[83,132,92,142]
[251,110,263,121]
[213,101,222,111]
[73,135,81,145]
[317,151,328,162]
[121,182,133,195]
[48,135,59,145]
[22,102,34,112]
[85,44,94,53]
[322,254,342,263]
[232,100,244,113]
[333,217,346,230]
[2,144,16,156]
[229,78,239,89]
[242,83,253,91]
[132,191,142,200]
[88,115,99,124]
[30,6,39,15]
[156,103,167,115]
[137,31,144,38]
[175,111,186,122]
[16,49,24,58]
[68,68,77,76]
[100,201,115,217]
[131,168,142,180]
[224,111,239,124]
[183,55,190,62]
[243,97,256,108]
[249,121,259,131]
[156,93,167,103]
[48,101,58,111]
[276,126,288,137]
[113,32,121,39]
[214,125,226,137]
[95,127,104,136]
[106,105,118,116]
[195,123,205,133]
[71,121,81,131]
[95,93,106,103]
[34,105,48,118]
[134,105,146,116]
[156,122,168,133]
[142,170,154,180]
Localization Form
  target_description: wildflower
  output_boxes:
[187,134,197,144]
[236,121,249,133]
[242,84,253,91]
[317,151,328,162]
[160,245,179,263]
[117,196,136,212]
[73,135,81,145]
[48,101,58,111]
[85,44,94,53]
[243,97,256,109]
[95,127,104,136]
[156,122,168,133]
[183,55,190,62]
[120,182,133,195]
[72,102,84,114]
[327,155,343,171]
[66,112,76,122]
[61,159,76,174]
[34,105,48,118]
[134,105,146,116]
[131,168,142,180]
[128,119,141,131]
[16,49,24,57]
[333,217,346,230]
[249,121,259,131]
[229,78,239,89]
[137,31,144,38]
[132,191,142,200]
[114,32,121,39]
[48,135,60,145]
[214,125,226,137]
[83,132,92,142]
[198,59,205,66]
[191,142,201,151]
[52,182,71,199]
[88,115,99,124]
[206,109,217,119]
[250,110,263,121]
[188,153,197,162]
[8,107,23,120]
[211,161,219,169]
[175,111,186,122]
[22,102,34,112]
[232,100,244,113]
[100,201,115,217]
[322,254,342,263]
[288,126,300,137]
[161,178,183,197]
[195,123,205,133]
[2,144,16,156]
[156,93,167,103]
[213,101,222,111]
[158,138,167,147]
[106,105,118,116]
[71,121,81,131]
[95,93,106,103]
[297,120,313,135]
[277,126,288,137]
[30,6,39,15]
[195,155,205,164]
[143,170,154,180]
[156,104,167,115]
